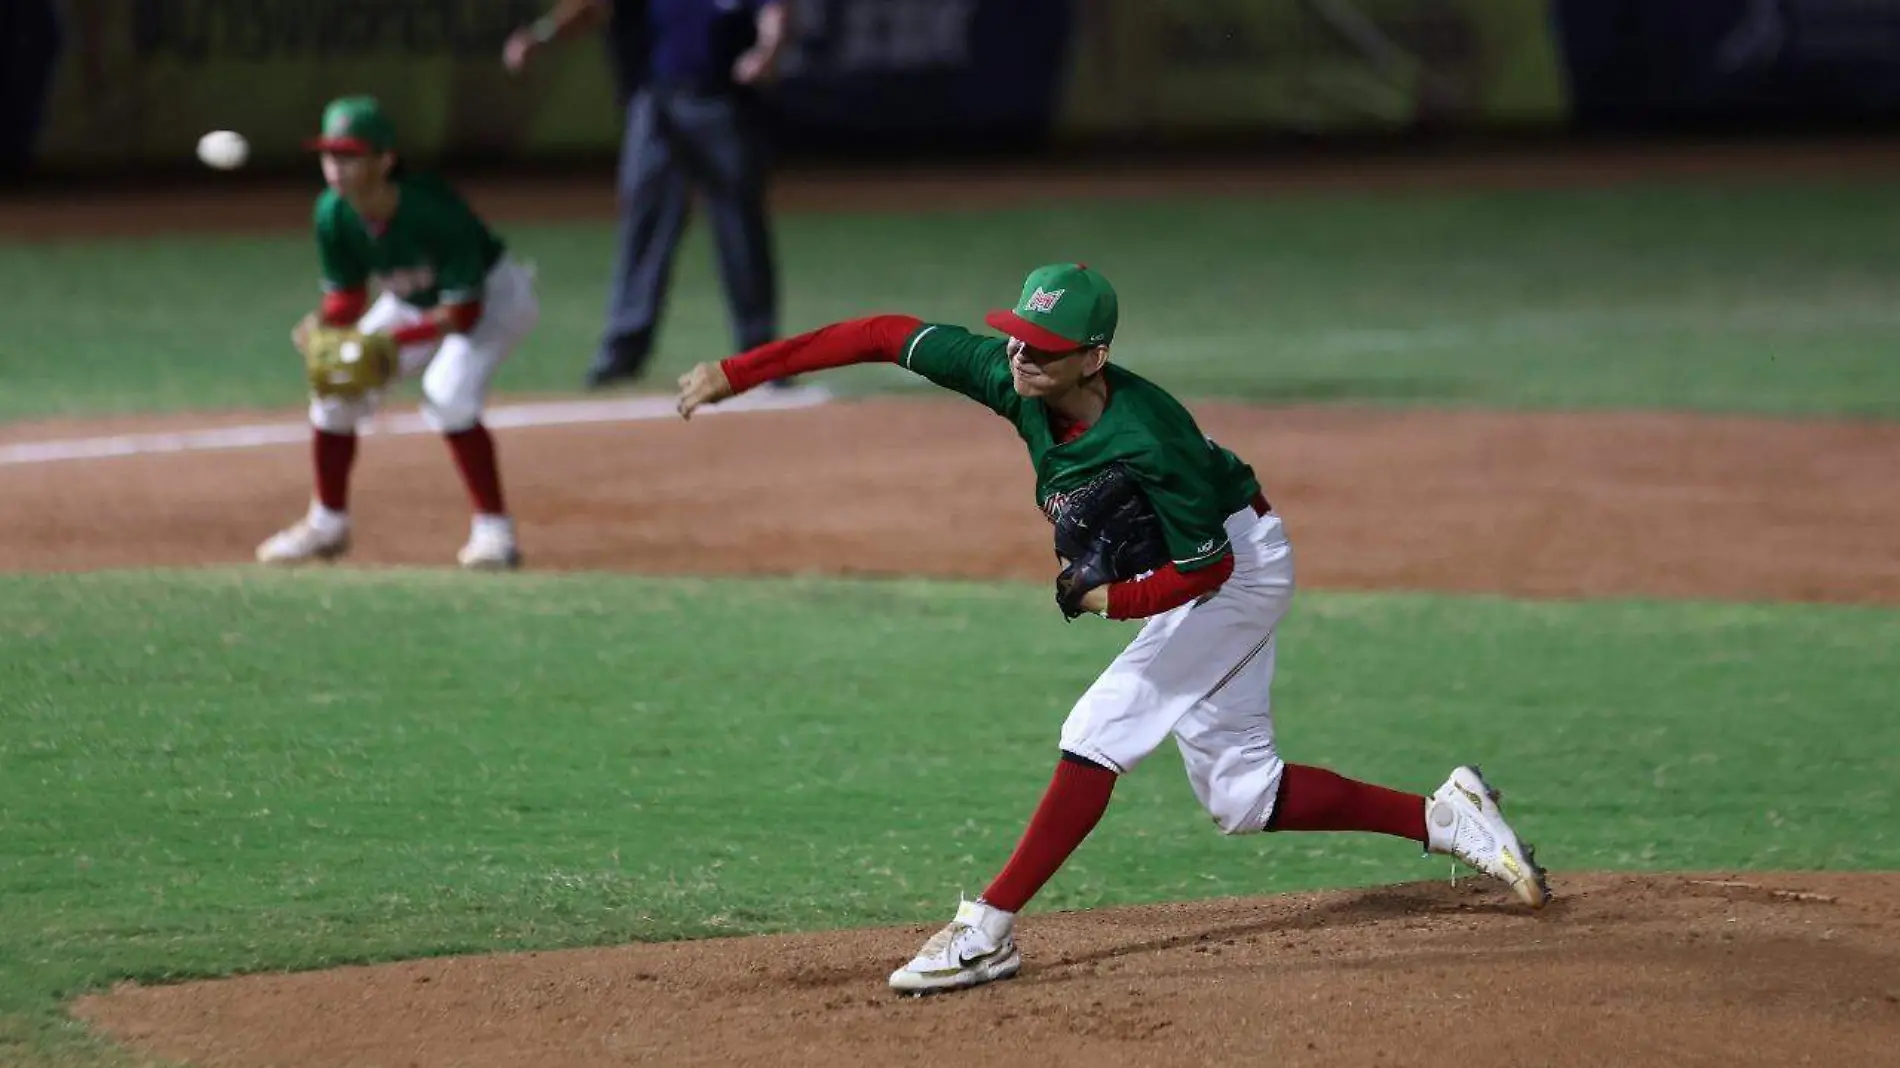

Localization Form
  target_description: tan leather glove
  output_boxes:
[303,325,398,398]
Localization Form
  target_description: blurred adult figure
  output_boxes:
[505,0,791,390]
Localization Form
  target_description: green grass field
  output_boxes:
[4,173,1898,1066]
[4,178,1900,422]
[4,570,1897,1062]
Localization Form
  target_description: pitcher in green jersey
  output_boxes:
[256,96,540,571]
[675,263,1552,995]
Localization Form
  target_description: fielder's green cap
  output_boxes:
[305,95,396,155]
[985,263,1118,352]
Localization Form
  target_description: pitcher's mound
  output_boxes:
[73,872,1900,1067]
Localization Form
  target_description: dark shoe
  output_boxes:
[584,361,641,391]
[583,339,652,391]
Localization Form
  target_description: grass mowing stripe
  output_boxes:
[5,180,1900,420]
[1,570,1895,1062]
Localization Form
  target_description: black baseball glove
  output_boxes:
[1049,464,1171,621]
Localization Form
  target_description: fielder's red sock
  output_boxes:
[444,424,506,515]
[1267,763,1427,842]
[313,429,357,512]
[979,753,1118,913]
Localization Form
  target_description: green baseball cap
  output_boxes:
[305,95,396,155]
[985,263,1118,352]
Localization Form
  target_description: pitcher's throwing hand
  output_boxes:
[676,361,735,420]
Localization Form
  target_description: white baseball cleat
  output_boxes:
[1426,765,1551,909]
[255,517,350,564]
[457,515,521,571]
[889,898,1021,995]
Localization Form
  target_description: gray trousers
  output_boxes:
[599,86,779,372]
[0,0,62,179]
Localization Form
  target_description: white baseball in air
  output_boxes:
[196,130,250,170]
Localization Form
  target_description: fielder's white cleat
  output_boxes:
[255,511,350,565]
[457,514,521,571]
[889,898,1021,996]
[1427,765,1551,909]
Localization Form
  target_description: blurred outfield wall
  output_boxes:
[10,1,1900,178]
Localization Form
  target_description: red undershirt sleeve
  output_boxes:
[1105,553,1235,620]
[719,315,923,392]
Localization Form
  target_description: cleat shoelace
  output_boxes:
[918,923,965,960]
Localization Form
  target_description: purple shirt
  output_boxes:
[617,0,771,93]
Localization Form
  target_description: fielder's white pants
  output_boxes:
[309,256,540,435]
[1060,504,1296,836]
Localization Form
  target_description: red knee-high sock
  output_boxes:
[980,754,1118,913]
[313,430,357,512]
[1268,763,1427,842]
[444,424,506,514]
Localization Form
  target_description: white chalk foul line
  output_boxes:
[0,385,835,467]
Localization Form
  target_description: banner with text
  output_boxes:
[21,0,1072,174]
[32,2,1900,176]
[32,0,619,173]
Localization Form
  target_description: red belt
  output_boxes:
[1251,490,1272,517]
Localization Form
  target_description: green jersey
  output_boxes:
[314,174,506,309]
[902,324,1263,572]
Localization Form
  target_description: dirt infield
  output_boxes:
[18,145,1900,1065]
[5,399,1900,604]
[74,873,1900,1068]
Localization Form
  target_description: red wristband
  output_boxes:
[389,319,443,346]
[320,288,367,326]
[387,302,482,347]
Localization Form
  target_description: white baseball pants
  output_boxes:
[1060,504,1297,835]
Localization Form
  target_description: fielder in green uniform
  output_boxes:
[675,263,1551,996]
[258,95,540,571]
